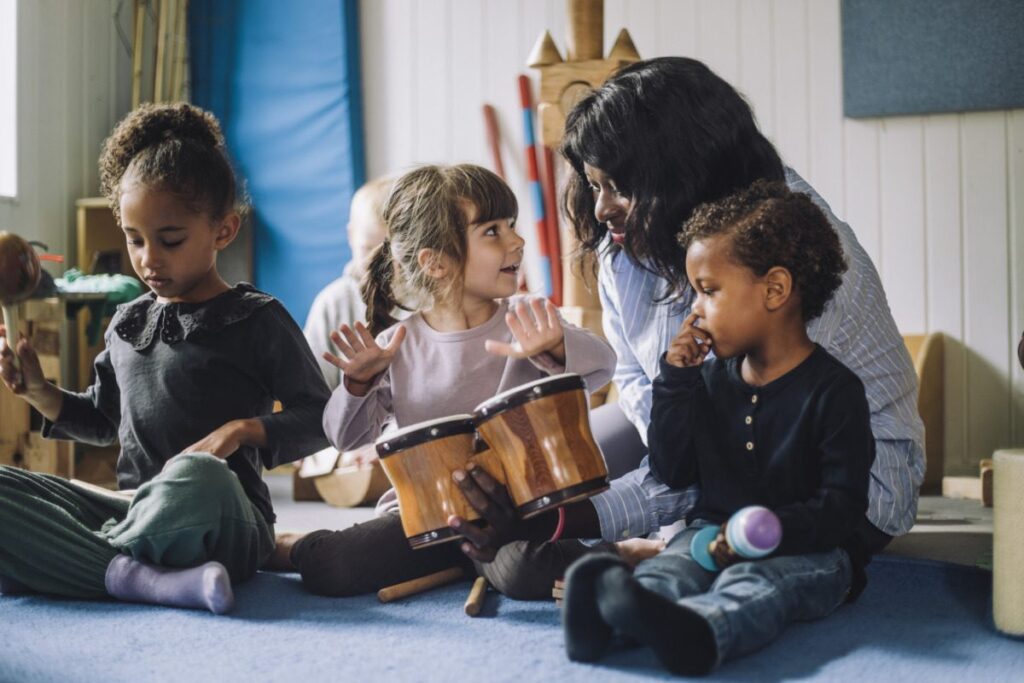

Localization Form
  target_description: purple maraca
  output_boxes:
[691,505,782,571]
[725,506,782,559]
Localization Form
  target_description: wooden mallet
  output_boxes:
[0,231,42,370]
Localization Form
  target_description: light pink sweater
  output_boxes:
[322,296,617,450]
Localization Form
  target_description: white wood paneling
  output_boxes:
[0,0,130,265]
[924,115,967,470]
[962,113,1011,465]
[879,118,927,334]
[360,0,1024,472]
[1011,111,1024,445]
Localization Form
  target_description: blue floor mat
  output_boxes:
[0,555,1020,682]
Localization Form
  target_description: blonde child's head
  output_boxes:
[98,103,248,303]
[347,177,392,278]
[362,164,518,335]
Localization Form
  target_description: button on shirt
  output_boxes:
[588,168,925,542]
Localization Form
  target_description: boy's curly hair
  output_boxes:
[678,180,847,321]
[98,102,248,225]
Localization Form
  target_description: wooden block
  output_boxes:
[981,459,994,508]
[902,333,944,494]
[292,467,323,502]
[942,475,982,501]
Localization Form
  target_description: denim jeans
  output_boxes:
[632,523,853,667]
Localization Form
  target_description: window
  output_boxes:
[0,0,16,198]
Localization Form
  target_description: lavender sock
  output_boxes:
[104,555,235,615]
[0,575,34,595]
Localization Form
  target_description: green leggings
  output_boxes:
[0,453,274,599]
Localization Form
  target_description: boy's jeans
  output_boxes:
[633,523,853,667]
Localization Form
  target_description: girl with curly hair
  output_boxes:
[0,103,330,614]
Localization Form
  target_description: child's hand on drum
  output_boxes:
[485,298,566,364]
[449,463,520,562]
[324,321,407,396]
[665,313,712,368]
[0,325,46,396]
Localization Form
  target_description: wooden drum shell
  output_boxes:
[377,419,504,549]
[475,376,608,519]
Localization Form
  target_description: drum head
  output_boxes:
[474,373,586,419]
[375,414,476,458]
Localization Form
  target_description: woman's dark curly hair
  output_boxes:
[561,56,784,298]
[679,180,847,322]
[99,102,248,225]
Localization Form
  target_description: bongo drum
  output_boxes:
[474,373,608,518]
[376,414,503,549]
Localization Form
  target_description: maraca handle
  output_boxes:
[1,301,19,370]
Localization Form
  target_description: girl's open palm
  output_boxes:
[485,298,565,361]
[324,321,406,388]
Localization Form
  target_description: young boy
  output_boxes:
[562,180,876,675]
[304,176,393,391]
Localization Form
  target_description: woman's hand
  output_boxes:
[665,313,712,368]
[485,298,566,364]
[448,463,522,563]
[323,322,406,396]
[183,419,264,459]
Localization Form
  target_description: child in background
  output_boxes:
[274,164,617,596]
[0,103,330,613]
[563,181,875,675]
[304,176,394,392]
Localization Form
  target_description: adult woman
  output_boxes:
[453,57,924,598]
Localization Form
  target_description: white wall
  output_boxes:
[0,0,132,266]
[360,0,1024,475]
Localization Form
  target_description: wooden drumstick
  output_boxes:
[464,576,489,617]
[377,567,464,603]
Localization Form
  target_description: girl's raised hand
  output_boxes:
[665,313,712,368]
[485,298,566,363]
[0,325,46,396]
[324,321,406,395]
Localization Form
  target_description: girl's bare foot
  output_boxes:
[614,537,666,567]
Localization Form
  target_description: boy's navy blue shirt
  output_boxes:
[649,344,875,575]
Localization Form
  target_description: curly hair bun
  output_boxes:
[99,103,243,224]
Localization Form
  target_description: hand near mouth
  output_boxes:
[666,312,712,368]
[485,298,566,364]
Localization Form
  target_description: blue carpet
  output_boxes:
[0,556,1020,682]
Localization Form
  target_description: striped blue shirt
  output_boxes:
[590,168,925,541]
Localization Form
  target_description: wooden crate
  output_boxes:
[0,298,75,478]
